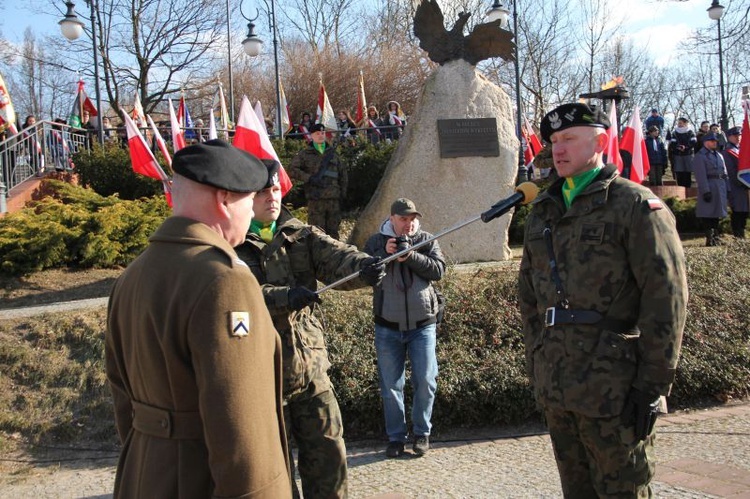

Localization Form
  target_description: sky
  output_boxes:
[1,0,721,68]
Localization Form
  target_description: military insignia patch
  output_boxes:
[230,312,251,337]
[549,112,562,130]
[647,198,663,210]
[580,223,605,243]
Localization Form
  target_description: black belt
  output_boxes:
[132,400,203,440]
[544,307,633,331]
[707,174,728,179]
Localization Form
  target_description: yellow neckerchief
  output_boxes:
[562,166,602,209]
[250,219,276,243]
[313,141,326,155]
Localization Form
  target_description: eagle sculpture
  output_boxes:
[413,0,515,66]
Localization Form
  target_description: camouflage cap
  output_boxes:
[540,103,610,143]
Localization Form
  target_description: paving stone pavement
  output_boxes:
[1,402,748,498]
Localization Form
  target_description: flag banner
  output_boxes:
[169,98,187,152]
[604,102,623,172]
[213,82,230,135]
[738,99,750,188]
[122,110,169,182]
[234,95,293,196]
[147,114,172,169]
[276,81,293,137]
[0,72,17,130]
[208,108,218,140]
[522,115,542,167]
[132,92,146,128]
[316,78,338,131]
[620,106,650,183]
[254,100,266,133]
[355,70,367,126]
[177,95,195,140]
[69,80,98,128]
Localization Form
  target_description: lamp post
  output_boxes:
[707,0,728,131]
[226,0,235,123]
[487,0,527,184]
[241,1,283,140]
[59,0,105,146]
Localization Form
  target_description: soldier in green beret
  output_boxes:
[520,103,688,497]
[106,140,291,499]
[236,162,385,498]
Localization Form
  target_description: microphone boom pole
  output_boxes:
[315,182,540,295]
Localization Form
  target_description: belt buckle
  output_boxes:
[545,307,556,327]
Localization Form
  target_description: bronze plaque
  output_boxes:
[437,118,499,158]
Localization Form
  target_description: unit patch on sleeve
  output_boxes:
[230,311,251,337]
[647,198,663,210]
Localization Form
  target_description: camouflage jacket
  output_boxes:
[519,165,688,418]
[236,207,372,400]
[288,143,347,201]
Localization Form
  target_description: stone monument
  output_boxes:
[349,0,520,262]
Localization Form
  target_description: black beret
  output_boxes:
[262,159,281,189]
[540,103,610,143]
[172,139,268,193]
[309,123,325,133]
[726,126,742,137]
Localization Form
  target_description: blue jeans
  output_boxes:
[374,323,438,442]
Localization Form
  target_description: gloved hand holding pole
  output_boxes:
[316,182,539,294]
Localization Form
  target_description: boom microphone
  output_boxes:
[480,182,539,223]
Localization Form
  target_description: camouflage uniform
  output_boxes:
[236,207,373,499]
[519,164,688,498]
[289,143,348,239]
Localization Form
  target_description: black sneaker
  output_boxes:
[413,436,429,456]
[385,441,405,458]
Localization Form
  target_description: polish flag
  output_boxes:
[254,100,266,133]
[121,109,172,206]
[522,116,543,167]
[131,92,146,128]
[603,102,623,171]
[355,70,367,125]
[168,99,186,152]
[316,78,337,131]
[620,106,650,183]
[738,99,750,188]
[208,109,218,140]
[233,95,293,196]
[147,114,172,169]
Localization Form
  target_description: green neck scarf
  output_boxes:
[562,166,602,209]
[250,220,277,243]
[313,141,326,154]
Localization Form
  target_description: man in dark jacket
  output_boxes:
[645,125,668,185]
[106,140,291,499]
[520,103,688,498]
[288,123,347,239]
[695,132,730,246]
[364,199,446,459]
[236,163,385,499]
[723,126,747,238]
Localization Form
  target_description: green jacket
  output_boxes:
[288,143,347,201]
[519,165,688,418]
[236,208,372,399]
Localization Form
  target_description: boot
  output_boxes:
[712,230,721,246]
[705,229,715,247]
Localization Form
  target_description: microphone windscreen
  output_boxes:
[515,182,540,204]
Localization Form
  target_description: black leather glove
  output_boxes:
[702,191,713,203]
[623,388,660,441]
[287,286,321,311]
[359,256,386,286]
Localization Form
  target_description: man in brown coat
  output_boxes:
[106,140,291,499]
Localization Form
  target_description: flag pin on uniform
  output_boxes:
[231,312,251,337]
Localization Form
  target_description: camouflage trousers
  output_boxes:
[285,388,348,499]
[308,199,341,240]
[544,407,655,498]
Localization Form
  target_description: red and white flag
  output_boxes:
[355,70,367,126]
[168,99,186,152]
[121,109,172,206]
[603,102,623,171]
[522,116,543,167]
[234,95,293,196]
[738,99,750,188]
[147,114,172,169]
[316,77,337,131]
[131,91,146,128]
[0,72,17,130]
[254,100,266,133]
[620,106,650,183]
[208,108,218,140]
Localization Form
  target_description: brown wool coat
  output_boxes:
[106,217,291,499]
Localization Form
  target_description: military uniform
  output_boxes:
[106,217,290,499]
[236,207,374,499]
[519,164,688,497]
[288,142,348,239]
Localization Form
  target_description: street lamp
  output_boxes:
[241,1,283,140]
[59,0,105,145]
[487,0,527,184]
[707,0,728,131]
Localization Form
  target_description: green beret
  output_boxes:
[540,103,610,143]
[172,139,268,193]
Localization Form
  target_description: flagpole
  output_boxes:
[225,0,235,123]
[271,0,282,140]
[88,0,104,145]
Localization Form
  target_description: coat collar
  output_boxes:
[150,216,240,265]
